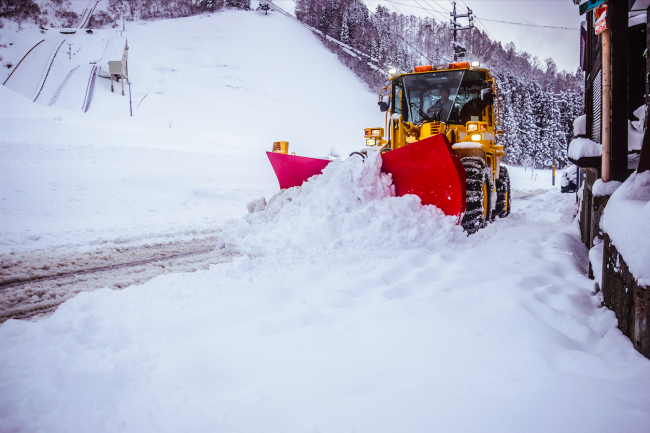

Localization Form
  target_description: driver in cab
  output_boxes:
[460,85,486,124]
[426,87,452,121]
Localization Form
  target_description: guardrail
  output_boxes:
[2,39,45,86]
[32,39,67,102]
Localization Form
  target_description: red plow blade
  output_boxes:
[266,152,332,190]
[266,134,466,219]
[381,134,466,218]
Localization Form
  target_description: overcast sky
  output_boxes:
[365,0,585,73]
[276,0,586,73]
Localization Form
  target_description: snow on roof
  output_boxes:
[568,137,601,160]
[602,170,650,285]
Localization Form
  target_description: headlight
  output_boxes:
[467,124,478,132]
[471,134,482,142]
[471,61,480,68]
[366,139,377,146]
[388,68,397,75]
[371,129,381,137]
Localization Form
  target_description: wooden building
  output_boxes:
[572,0,649,358]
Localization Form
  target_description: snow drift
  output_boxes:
[602,170,650,284]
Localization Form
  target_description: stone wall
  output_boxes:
[602,234,650,359]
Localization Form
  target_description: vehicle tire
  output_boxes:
[494,165,511,219]
[461,157,493,234]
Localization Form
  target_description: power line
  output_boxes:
[456,0,496,41]
[479,18,579,31]
[414,0,447,21]
[384,0,578,32]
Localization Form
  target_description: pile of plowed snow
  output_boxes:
[221,152,465,256]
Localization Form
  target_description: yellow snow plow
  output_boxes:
[267,61,511,234]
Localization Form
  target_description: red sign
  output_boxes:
[595,5,607,35]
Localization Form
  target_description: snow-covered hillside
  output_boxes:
[2,9,650,433]
[1,11,381,252]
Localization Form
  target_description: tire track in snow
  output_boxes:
[0,234,237,323]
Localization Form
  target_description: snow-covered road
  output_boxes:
[0,232,237,322]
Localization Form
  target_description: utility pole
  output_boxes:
[551,94,557,186]
[127,81,132,116]
[450,1,473,61]
[68,43,72,59]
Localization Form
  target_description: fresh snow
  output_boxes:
[630,105,646,152]
[3,154,650,432]
[573,114,586,137]
[2,10,650,433]
[568,136,602,160]
[561,164,578,187]
[592,178,622,197]
[602,170,650,285]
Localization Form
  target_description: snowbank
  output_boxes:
[568,137,601,160]
[602,170,650,285]
[590,238,604,288]
[561,164,578,187]
[220,152,464,256]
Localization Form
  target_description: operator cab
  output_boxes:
[391,69,493,127]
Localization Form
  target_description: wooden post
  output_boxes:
[601,27,612,182]
[609,0,629,182]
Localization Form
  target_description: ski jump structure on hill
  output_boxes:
[75,0,102,29]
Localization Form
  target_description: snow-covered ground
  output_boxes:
[1,11,380,253]
[2,9,650,433]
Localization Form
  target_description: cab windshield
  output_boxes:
[393,70,487,125]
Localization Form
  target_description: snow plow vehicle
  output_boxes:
[266,61,511,234]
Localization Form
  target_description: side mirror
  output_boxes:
[378,95,390,112]
[481,88,494,105]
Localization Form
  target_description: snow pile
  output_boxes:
[602,170,650,285]
[632,105,646,132]
[573,114,586,137]
[568,137,601,160]
[590,238,604,289]
[220,152,464,256]
[593,179,622,197]
[560,164,577,187]
[630,105,646,152]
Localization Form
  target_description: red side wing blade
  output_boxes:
[380,135,467,218]
[266,152,332,190]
